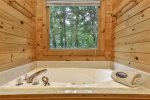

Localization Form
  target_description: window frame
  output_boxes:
[42,6,105,56]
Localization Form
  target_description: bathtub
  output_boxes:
[0,67,149,95]
[2,68,144,89]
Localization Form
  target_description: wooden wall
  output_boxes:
[113,0,150,72]
[0,0,36,71]
[35,0,113,61]
[0,0,113,71]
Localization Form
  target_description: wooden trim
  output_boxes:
[43,6,105,56]
[35,0,113,61]
[36,55,106,61]
[43,50,105,56]
[0,94,150,100]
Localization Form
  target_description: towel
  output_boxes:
[111,69,142,87]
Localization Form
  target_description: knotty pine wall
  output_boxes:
[35,0,113,61]
[0,0,36,71]
[113,0,150,72]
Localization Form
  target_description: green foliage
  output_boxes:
[50,6,98,49]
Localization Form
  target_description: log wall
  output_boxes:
[113,0,150,72]
[0,0,36,71]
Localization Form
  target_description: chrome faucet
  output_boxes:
[27,69,47,83]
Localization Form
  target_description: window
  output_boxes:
[49,6,99,49]
[44,0,104,56]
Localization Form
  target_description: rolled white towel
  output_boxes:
[111,69,142,87]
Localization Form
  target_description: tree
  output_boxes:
[50,6,98,49]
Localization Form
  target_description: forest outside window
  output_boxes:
[49,6,99,49]
[45,0,104,56]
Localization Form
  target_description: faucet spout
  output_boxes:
[27,69,47,83]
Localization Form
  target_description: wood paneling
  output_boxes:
[116,0,150,25]
[113,0,150,72]
[0,0,35,72]
[35,0,113,61]
[0,94,150,100]
[0,0,34,26]
[113,0,132,15]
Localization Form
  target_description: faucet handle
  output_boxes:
[16,78,23,86]
[32,77,39,85]
[25,74,31,83]
[42,76,50,86]
[24,74,29,80]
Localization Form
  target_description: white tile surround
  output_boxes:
[0,62,36,86]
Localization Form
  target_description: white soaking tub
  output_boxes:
[2,68,140,89]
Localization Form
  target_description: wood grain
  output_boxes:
[113,0,150,72]
[0,0,35,72]
[0,94,150,100]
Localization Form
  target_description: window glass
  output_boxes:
[49,6,98,49]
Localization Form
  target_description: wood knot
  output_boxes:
[141,14,145,17]
[40,35,43,38]
[102,29,105,33]
[86,59,89,61]
[20,20,24,24]
[0,25,3,28]
[135,56,139,60]
[43,46,46,49]
[22,49,25,52]
[11,27,15,29]
[132,28,135,31]
[11,54,13,58]
[66,59,70,61]
[128,62,131,64]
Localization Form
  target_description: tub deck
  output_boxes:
[0,68,150,99]
[1,68,146,89]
